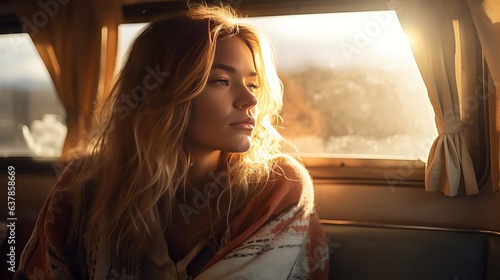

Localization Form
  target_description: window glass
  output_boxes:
[117,11,437,162]
[241,11,437,161]
[0,34,66,157]
[116,23,147,74]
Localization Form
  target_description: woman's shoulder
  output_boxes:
[271,154,313,187]
[56,159,82,184]
[52,158,85,190]
[51,157,96,206]
[268,154,315,213]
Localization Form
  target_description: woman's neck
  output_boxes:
[188,149,222,187]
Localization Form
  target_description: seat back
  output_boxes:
[322,222,500,280]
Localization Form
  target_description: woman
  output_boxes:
[16,3,329,279]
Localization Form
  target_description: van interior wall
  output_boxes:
[2,172,500,245]
[314,180,500,232]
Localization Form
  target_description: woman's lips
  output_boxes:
[229,117,255,130]
[230,122,255,130]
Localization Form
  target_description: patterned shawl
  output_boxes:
[15,156,329,279]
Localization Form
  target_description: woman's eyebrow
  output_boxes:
[212,63,257,77]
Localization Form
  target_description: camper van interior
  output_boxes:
[1,0,500,279]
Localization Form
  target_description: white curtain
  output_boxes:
[396,0,479,196]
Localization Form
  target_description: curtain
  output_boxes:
[13,0,121,161]
[466,0,500,192]
[396,0,479,196]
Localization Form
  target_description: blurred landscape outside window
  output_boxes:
[0,34,66,157]
[241,11,437,161]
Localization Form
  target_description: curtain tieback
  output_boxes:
[435,118,470,134]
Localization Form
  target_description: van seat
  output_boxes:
[322,221,500,280]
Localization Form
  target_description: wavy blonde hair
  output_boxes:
[70,3,284,263]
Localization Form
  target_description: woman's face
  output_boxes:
[185,36,259,155]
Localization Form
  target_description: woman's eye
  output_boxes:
[212,79,229,86]
[247,84,260,91]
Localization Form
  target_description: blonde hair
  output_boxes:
[70,3,284,263]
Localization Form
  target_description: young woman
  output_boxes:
[16,4,329,279]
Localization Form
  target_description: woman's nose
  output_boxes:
[235,85,258,110]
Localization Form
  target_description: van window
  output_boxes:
[118,11,437,162]
[0,34,66,157]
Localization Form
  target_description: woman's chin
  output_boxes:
[232,139,252,153]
